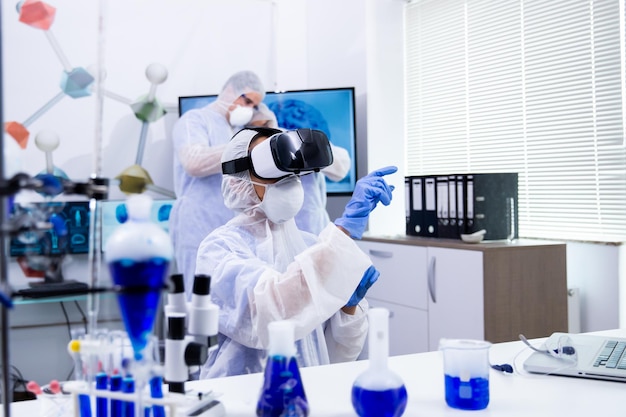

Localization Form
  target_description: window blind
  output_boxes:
[405,0,626,243]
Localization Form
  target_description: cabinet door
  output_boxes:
[356,241,428,310]
[427,247,484,351]
[364,298,429,356]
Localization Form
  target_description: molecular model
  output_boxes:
[4,0,177,198]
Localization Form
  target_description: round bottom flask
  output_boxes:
[351,308,408,417]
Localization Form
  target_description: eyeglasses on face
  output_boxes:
[240,94,259,110]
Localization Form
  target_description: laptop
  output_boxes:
[523,332,626,382]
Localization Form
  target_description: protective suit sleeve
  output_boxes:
[322,144,351,182]
[178,143,227,177]
[198,223,372,350]
[325,298,369,363]
[172,111,229,177]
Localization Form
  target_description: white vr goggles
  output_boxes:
[222,127,334,179]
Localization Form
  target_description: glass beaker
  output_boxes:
[439,339,491,410]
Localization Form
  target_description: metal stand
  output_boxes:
[0,2,13,414]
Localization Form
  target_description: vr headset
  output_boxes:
[222,127,334,179]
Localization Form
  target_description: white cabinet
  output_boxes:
[426,247,483,351]
[357,241,484,353]
[366,298,429,355]
[357,237,568,355]
[356,241,429,356]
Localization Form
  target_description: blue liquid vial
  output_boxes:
[351,308,407,417]
[444,375,489,410]
[257,321,308,417]
[351,385,408,417]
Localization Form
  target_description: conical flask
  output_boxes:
[257,321,309,417]
[105,194,173,361]
[351,307,408,417]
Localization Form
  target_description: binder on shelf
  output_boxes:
[456,174,466,236]
[466,174,475,233]
[423,176,437,237]
[406,176,425,236]
[465,173,518,240]
[445,175,458,238]
[405,177,411,235]
[436,176,452,238]
[404,172,518,241]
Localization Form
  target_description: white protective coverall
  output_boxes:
[196,129,371,378]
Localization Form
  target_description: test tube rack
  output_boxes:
[62,380,226,417]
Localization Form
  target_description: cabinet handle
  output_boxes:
[428,256,437,303]
[368,249,393,259]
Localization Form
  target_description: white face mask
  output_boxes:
[253,176,304,224]
[229,105,254,127]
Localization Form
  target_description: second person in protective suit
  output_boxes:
[170,71,265,298]
[195,126,397,378]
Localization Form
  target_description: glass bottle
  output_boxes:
[352,308,408,417]
[104,193,173,361]
[257,321,309,417]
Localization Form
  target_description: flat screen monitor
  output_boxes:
[100,199,175,252]
[9,201,91,256]
[178,87,358,195]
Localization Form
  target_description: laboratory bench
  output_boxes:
[4,329,625,416]
[356,234,568,354]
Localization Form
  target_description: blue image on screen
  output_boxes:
[178,87,358,195]
[9,201,91,256]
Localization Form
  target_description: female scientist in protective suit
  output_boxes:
[195,126,397,378]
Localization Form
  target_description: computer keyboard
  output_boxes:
[593,340,626,369]
[15,281,90,299]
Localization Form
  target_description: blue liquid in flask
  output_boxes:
[105,194,173,362]
[257,321,309,417]
[444,375,489,410]
[257,355,309,417]
[109,257,169,360]
[351,385,408,417]
[351,308,407,417]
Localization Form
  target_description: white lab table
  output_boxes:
[4,329,626,416]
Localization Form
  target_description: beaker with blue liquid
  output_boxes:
[439,339,491,410]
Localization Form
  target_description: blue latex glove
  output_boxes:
[346,266,380,307]
[334,166,397,239]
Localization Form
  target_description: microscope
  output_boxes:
[164,273,224,417]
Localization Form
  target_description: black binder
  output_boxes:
[448,175,457,237]
[455,174,467,236]
[437,176,455,238]
[465,173,518,240]
[406,176,425,236]
[423,176,438,237]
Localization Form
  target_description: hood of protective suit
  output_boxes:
[209,70,266,117]
[221,127,280,214]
